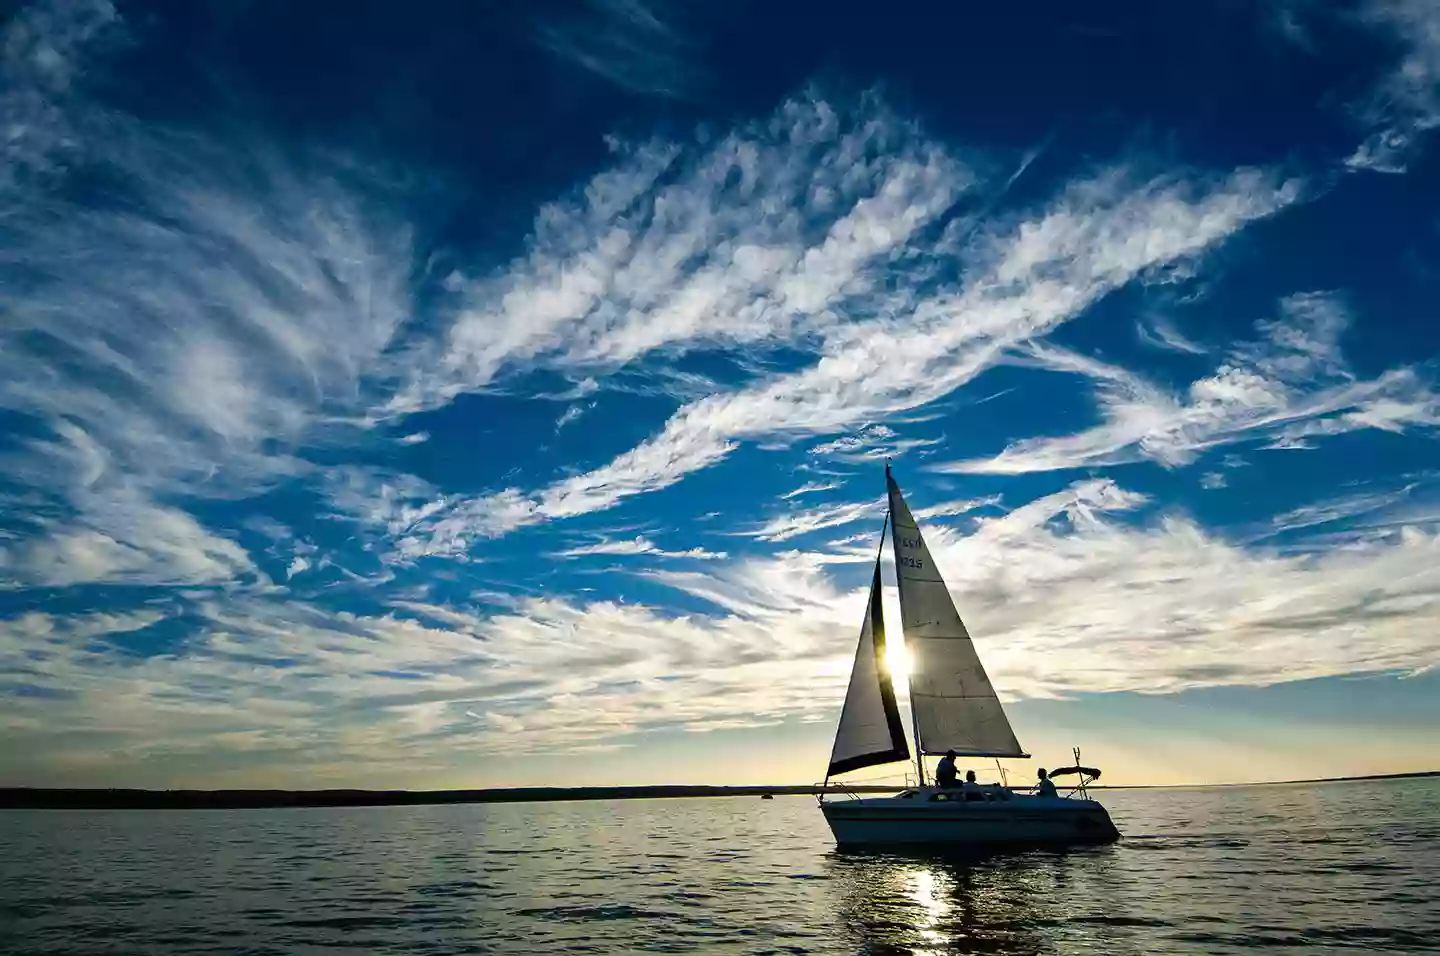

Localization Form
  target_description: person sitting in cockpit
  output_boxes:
[936,750,959,789]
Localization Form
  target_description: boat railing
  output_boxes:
[817,774,919,804]
[814,781,867,804]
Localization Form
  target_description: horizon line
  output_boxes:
[1,769,1435,810]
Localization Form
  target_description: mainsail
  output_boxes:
[826,550,910,777]
[886,466,1026,758]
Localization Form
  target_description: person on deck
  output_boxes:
[935,750,959,789]
[962,769,986,801]
[1036,768,1059,798]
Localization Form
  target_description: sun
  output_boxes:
[885,640,912,682]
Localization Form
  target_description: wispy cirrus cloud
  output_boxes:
[0,0,417,587]
[737,490,999,547]
[1345,0,1440,172]
[912,495,1003,520]
[1137,312,1208,354]
[808,424,938,462]
[740,497,885,543]
[554,403,594,433]
[911,478,1440,699]
[552,534,725,560]
[782,480,843,499]
[386,93,971,417]
[0,484,260,589]
[10,476,1438,785]
[533,0,703,99]
[1264,483,1417,536]
[0,575,863,782]
[938,292,1440,475]
[0,0,120,192]
[0,141,414,499]
[389,154,1300,555]
[6,0,1436,792]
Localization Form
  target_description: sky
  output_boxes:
[1,0,1438,790]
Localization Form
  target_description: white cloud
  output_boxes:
[738,491,995,546]
[0,141,414,498]
[9,477,1439,784]
[0,484,258,588]
[741,498,885,542]
[0,3,417,585]
[1345,0,1440,172]
[938,292,1440,475]
[319,467,515,563]
[386,93,971,418]
[5,2,1437,789]
[1,606,166,696]
[1136,312,1208,354]
[1345,129,1416,173]
[782,480,843,499]
[1200,472,1228,490]
[1265,484,1416,535]
[912,495,1003,520]
[392,158,1299,553]
[243,517,294,542]
[0,0,120,192]
[554,402,594,433]
[910,479,1440,699]
[808,424,938,462]
[533,0,701,99]
[0,575,862,780]
[552,534,726,560]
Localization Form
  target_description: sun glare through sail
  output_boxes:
[885,639,911,682]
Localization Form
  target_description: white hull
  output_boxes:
[821,790,1120,847]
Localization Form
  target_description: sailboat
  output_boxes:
[819,464,1120,848]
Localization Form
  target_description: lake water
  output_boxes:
[2,778,1437,954]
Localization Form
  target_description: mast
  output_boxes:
[910,645,926,788]
[888,461,927,788]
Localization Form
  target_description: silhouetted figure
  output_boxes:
[1036,767,1059,798]
[962,769,986,801]
[936,750,959,788]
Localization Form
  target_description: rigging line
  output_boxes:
[888,465,928,790]
[831,771,912,786]
[874,507,890,566]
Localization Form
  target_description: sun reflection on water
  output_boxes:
[907,867,951,955]
[826,847,1106,955]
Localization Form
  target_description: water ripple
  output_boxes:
[2,778,1438,954]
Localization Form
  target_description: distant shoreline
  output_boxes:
[0,784,892,810]
[2,771,1435,810]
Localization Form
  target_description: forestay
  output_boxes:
[826,552,910,777]
[886,467,1026,758]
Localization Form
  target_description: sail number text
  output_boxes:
[898,537,923,569]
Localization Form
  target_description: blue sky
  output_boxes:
[1,0,1438,789]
